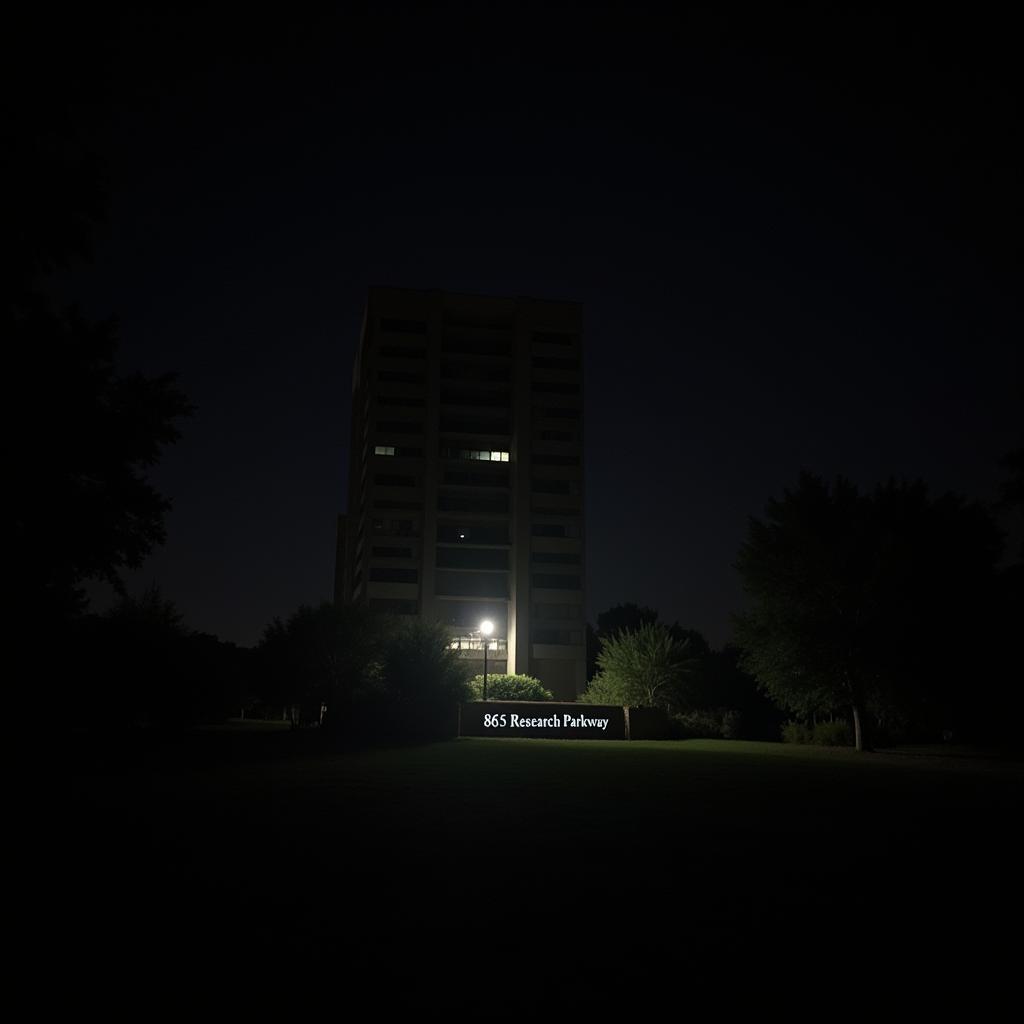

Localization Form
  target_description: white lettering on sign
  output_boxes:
[481,712,610,731]
[564,713,610,730]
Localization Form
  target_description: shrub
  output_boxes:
[812,718,853,747]
[365,618,473,740]
[578,672,621,706]
[673,708,742,739]
[468,673,553,702]
[781,720,813,744]
[781,719,853,746]
[585,623,696,709]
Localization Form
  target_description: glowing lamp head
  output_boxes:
[480,619,494,637]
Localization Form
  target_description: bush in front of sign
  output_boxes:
[582,622,697,710]
[467,673,553,702]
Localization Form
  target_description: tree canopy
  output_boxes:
[6,100,192,624]
[255,604,471,739]
[582,621,697,710]
[734,472,1003,749]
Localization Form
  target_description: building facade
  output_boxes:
[336,287,585,700]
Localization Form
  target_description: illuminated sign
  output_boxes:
[459,701,627,740]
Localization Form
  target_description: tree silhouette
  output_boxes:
[583,622,697,711]
[734,472,1003,749]
[10,303,193,620]
[6,91,192,625]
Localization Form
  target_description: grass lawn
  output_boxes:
[53,734,1023,1003]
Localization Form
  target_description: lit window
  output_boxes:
[448,635,508,653]
[374,445,396,456]
[439,446,511,463]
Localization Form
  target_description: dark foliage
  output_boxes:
[10,307,193,622]
[685,645,787,741]
[253,604,471,742]
[61,586,246,729]
[6,88,192,630]
[467,673,553,701]
[587,604,780,738]
[255,602,381,727]
[735,472,1006,748]
[587,604,660,681]
[365,618,472,741]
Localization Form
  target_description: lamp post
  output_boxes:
[480,619,494,701]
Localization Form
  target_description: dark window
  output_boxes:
[531,551,581,565]
[380,318,427,334]
[378,370,423,384]
[437,548,509,570]
[437,523,509,544]
[533,603,582,621]
[441,361,511,383]
[440,388,511,407]
[441,335,512,356]
[538,407,580,419]
[374,499,423,511]
[369,567,418,583]
[381,345,426,358]
[532,523,579,538]
[532,356,580,370]
[377,420,424,433]
[444,310,513,330]
[540,429,573,442]
[532,628,575,645]
[438,492,509,514]
[372,518,419,536]
[374,474,416,487]
[532,453,580,466]
[369,598,419,615]
[371,546,414,558]
[532,573,581,590]
[532,330,577,346]
[435,570,509,598]
[532,478,577,495]
[442,468,509,488]
[439,415,510,435]
[531,381,579,395]
[533,506,582,517]
[378,396,425,407]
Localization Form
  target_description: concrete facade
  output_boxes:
[336,287,586,700]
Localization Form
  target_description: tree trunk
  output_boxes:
[852,704,872,752]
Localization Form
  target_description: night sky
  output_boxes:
[24,6,1022,647]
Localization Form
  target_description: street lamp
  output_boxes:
[480,619,494,700]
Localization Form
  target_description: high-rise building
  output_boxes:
[335,287,585,700]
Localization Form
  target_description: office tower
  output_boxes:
[336,287,585,700]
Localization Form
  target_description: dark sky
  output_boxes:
[21,5,1022,647]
